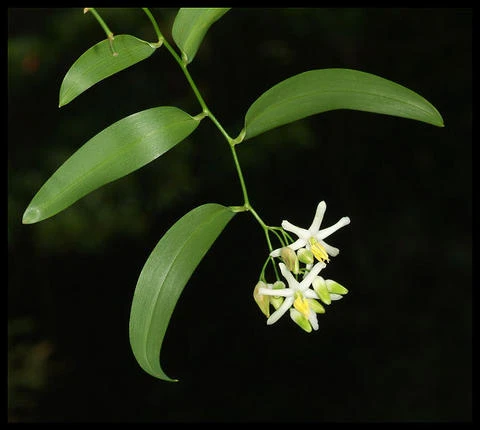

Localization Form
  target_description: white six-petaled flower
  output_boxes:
[270,201,350,263]
[258,261,327,331]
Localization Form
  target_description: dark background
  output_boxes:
[8,8,472,422]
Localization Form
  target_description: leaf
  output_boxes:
[129,203,236,381]
[172,8,231,64]
[22,107,200,224]
[242,68,444,141]
[59,34,159,107]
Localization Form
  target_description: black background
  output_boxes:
[8,8,472,422]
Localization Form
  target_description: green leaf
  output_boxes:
[172,8,231,64]
[22,107,200,224]
[59,34,159,107]
[129,203,236,381]
[242,68,444,141]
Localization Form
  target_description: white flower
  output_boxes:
[271,201,350,263]
[258,262,327,332]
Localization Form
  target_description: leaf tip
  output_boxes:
[430,117,444,128]
[58,93,68,108]
[22,206,41,224]
[427,103,444,127]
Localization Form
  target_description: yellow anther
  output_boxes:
[293,292,310,318]
[309,237,330,263]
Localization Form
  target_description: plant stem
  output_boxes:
[143,8,283,251]
[157,30,253,209]
[85,8,113,38]
[85,8,117,55]
[229,145,250,207]
[141,8,164,43]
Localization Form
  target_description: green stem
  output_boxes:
[269,227,288,249]
[229,145,250,207]
[141,8,164,43]
[141,9,251,204]
[86,8,113,37]
[159,30,251,208]
[86,8,117,55]
[142,9,286,254]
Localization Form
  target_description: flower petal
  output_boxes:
[308,310,319,331]
[304,289,320,299]
[270,238,305,257]
[258,287,292,297]
[316,216,350,240]
[287,238,308,252]
[282,220,310,239]
[319,240,340,257]
[298,261,326,291]
[267,296,294,325]
[279,262,298,288]
[270,248,282,257]
[309,201,326,233]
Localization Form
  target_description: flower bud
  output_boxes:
[289,308,312,333]
[280,247,299,274]
[312,276,331,305]
[270,281,285,309]
[253,281,270,317]
[307,298,326,314]
[297,248,314,265]
[326,280,348,295]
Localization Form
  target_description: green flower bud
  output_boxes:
[297,248,314,265]
[270,281,286,309]
[280,247,299,274]
[326,280,348,295]
[312,276,331,305]
[270,296,284,310]
[307,298,326,314]
[289,308,312,333]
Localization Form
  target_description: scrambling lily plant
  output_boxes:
[22,8,444,382]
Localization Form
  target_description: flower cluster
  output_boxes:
[253,201,350,332]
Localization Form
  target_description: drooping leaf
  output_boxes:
[172,8,231,64]
[129,203,236,381]
[59,34,160,107]
[22,107,200,224]
[242,68,444,141]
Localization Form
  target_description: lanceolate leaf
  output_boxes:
[129,203,236,381]
[172,8,231,64]
[242,68,444,141]
[22,107,200,224]
[59,34,160,107]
